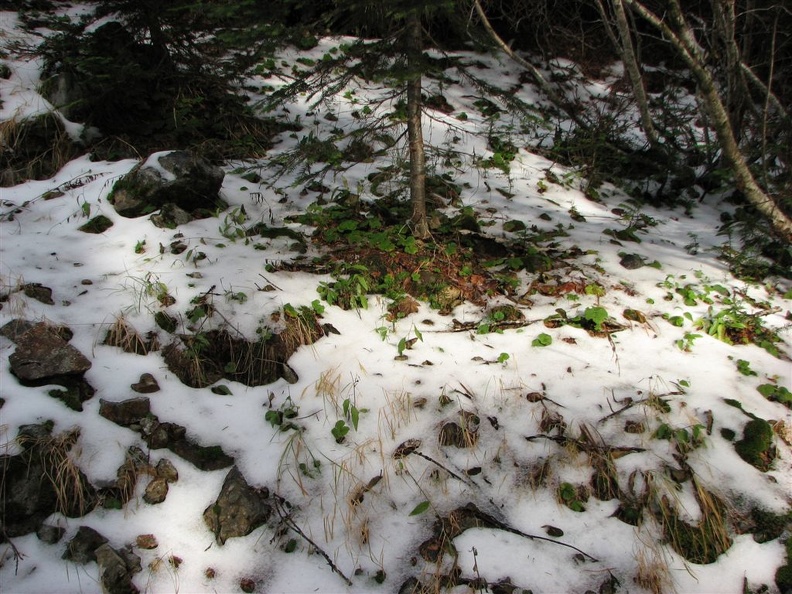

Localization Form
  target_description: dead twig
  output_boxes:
[273,496,353,587]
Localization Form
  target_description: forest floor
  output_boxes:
[1,7,791,594]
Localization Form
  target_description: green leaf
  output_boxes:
[654,423,673,440]
[402,236,418,255]
[350,406,360,431]
[265,410,282,427]
[211,385,233,396]
[532,333,552,347]
[583,306,609,331]
[409,501,430,516]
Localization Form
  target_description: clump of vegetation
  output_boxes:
[0,113,79,186]
[734,418,776,471]
[163,304,323,388]
[654,481,732,564]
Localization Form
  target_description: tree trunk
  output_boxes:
[611,0,659,147]
[712,0,749,140]
[472,0,590,130]
[405,10,430,240]
[624,0,792,243]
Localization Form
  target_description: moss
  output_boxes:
[720,428,736,441]
[735,418,775,471]
[750,507,791,543]
[78,215,114,234]
[776,563,792,593]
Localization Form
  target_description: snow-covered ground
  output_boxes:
[1,8,790,594]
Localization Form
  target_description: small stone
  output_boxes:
[99,397,151,427]
[143,478,169,504]
[63,526,109,564]
[37,523,65,544]
[155,458,179,483]
[131,373,160,394]
[152,203,193,229]
[96,543,140,594]
[619,253,645,270]
[136,534,158,550]
[81,279,93,285]
[22,283,54,305]
[78,215,114,234]
[280,363,299,384]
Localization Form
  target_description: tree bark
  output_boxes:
[623,0,792,242]
[712,0,750,139]
[594,0,660,148]
[405,9,430,240]
[611,0,660,147]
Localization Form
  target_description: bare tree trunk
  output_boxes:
[623,0,792,242]
[610,0,660,147]
[712,0,750,138]
[472,0,589,130]
[405,10,429,240]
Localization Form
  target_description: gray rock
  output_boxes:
[139,418,234,471]
[63,526,108,564]
[22,283,54,305]
[36,523,65,544]
[142,478,169,505]
[96,543,140,594]
[109,151,225,220]
[619,253,645,270]
[131,373,160,394]
[0,319,72,343]
[8,323,91,381]
[150,203,193,229]
[203,466,271,545]
[155,458,178,483]
[0,319,36,341]
[99,397,151,427]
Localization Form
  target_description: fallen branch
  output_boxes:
[525,433,645,458]
[446,318,541,333]
[456,503,600,563]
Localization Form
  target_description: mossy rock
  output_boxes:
[749,507,792,543]
[735,418,775,471]
[503,219,526,233]
[78,215,113,234]
[109,151,225,219]
[776,563,792,594]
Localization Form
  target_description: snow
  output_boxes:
[1,7,791,594]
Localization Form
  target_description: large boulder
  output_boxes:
[109,151,226,222]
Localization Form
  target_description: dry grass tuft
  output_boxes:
[314,366,342,415]
[103,315,152,355]
[10,427,97,518]
[0,114,78,187]
[634,532,675,594]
